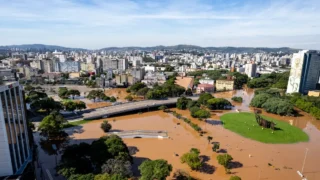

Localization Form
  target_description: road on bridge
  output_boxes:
[67,96,199,121]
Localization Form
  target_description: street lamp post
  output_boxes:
[301,148,309,174]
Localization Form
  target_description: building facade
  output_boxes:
[245,63,257,78]
[287,50,320,94]
[215,80,234,91]
[0,82,31,176]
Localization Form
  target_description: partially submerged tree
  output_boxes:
[139,159,172,180]
[101,120,112,132]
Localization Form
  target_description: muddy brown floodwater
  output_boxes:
[41,88,320,180]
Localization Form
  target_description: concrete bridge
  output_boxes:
[110,130,168,139]
[66,96,199,121]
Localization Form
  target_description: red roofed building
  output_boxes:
[196,84,214,93]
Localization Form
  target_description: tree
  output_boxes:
[101,121,112,132]
[110,96,116,102]
[231,96,243,103]
[28,90,48,102]
[173,169,195,180]
[139,159,172,180]
[261,98,294,116]
[212,143,220,152]
[68,89,80,99]
[185,88,193,96]
[198,93,214,105]
[189,106,201,117]
[250,93,272,108]
[207,98,232,110]
[124,95,133,101]
[207,136,213,144]
[177,97,192,110]
[68,173,95,180]
[101,159,132,178]
[94,174,127,180]
[187,100,199,109]
[230,176,242,180]
[76,101,86,111]
[164,65,174,72]
[193,109,211,119]
[127,82,146,93]
[38,112,67,139]
[230,72,248,89]
[180,149,202,170]
[63,101,77,111]
[59,87,69,99]
[31,97,62,114]
[87,90,106,102]
[158,105,168,112]
[217,154,233,169]
[24,84,35,91]
[136,87,150,98]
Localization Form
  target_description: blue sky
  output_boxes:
[0,0,319,49]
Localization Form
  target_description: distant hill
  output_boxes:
[99,44,299,53]
[0,44,87,51]
[0,44,299,53]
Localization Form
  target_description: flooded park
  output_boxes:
[35,88,320,180]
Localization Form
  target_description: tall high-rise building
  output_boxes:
[0,82,31,176]
[287,50,320,94]
[245,63,257,78]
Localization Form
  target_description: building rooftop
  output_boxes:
[197,84,214,88]
[175,76,194,90]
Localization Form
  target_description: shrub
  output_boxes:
[230,175,242,180]
[180,149,202,170]
[231,96,243,103]
[101,121,112,132]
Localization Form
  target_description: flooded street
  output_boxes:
[36,88,320,180]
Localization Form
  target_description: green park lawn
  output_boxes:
[62,120,91,128]
[220,112,309,144]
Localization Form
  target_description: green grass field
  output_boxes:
[62,120,92,128]
[220,112,309,144]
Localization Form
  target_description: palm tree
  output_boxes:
[207,136,213,144]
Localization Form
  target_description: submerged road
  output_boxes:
[66,96,199,121]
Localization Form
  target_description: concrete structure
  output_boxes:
[0,82,31,176]
[74,96,199,120]
[287,50,320,94]
[0,69,18,81]
[215,80,234,91]
[196,84,214,93]
[111,130,168,139]
[245,63,257,78]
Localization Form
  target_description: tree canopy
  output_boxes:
[58,135,132,179]
[207,98,232,110]
[247,72,289,89]
[180,148,202,170]
[138,159,172,180]
[177,97,192,110]
[38,112,67,139]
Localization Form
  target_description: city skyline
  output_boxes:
[1,0,320,49]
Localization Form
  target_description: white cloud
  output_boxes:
[0,0,319,49]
